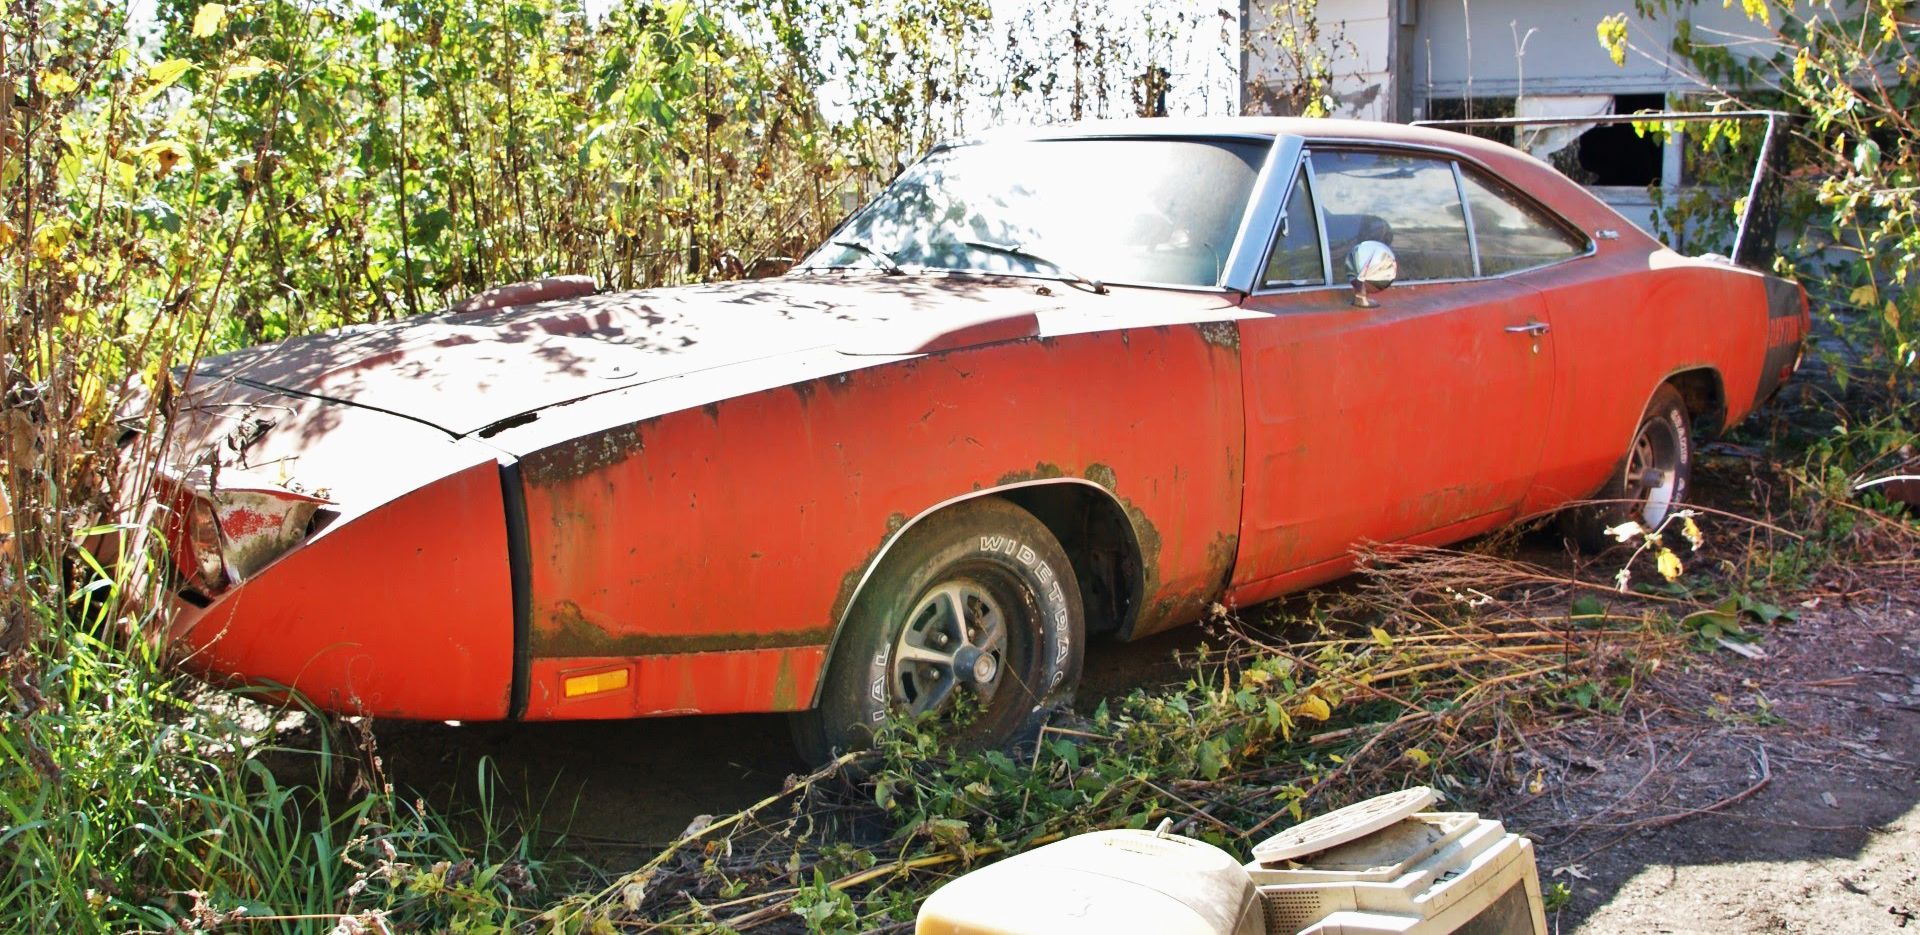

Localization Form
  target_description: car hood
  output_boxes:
[187,275,1092,437]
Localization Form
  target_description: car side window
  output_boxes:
[1308,150,1472,283]
[1262,165,1326,287]
[1458,167,1590,275]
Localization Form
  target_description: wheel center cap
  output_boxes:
[952,645,998,686]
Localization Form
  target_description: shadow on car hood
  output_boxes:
[188,275,1085,437]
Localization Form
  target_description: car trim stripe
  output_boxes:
[499,457,534,720]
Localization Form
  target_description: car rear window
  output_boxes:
[1458,166,1590,275]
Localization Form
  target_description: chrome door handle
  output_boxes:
[1504,321,1550,335]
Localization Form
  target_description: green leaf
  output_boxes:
[1570,594,1607,621]
[1855,138,1882,174]
[1597,14,1630,68]
[1737,594,1793,624]
[140,59,194,103]
[41,71,78,95]
[1196,739,1224,780]
[410,207,451,245]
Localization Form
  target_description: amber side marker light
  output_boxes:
[563,667,630,698]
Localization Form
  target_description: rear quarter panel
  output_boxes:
[504,317,1245,720]
[1521,248,1774,514]
[1410,129,1789,513]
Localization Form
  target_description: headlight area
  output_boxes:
[161,466,332,601]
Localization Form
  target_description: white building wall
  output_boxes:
[1245,0,1398,120]
[1245,0,1779,121]
[1242,0,1796,238]
[1407,0,1764,105]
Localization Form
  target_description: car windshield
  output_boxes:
[801,137,1270,288]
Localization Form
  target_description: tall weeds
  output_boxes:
[0,0,1256,927]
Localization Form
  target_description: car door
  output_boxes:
[1228,146,1557,602]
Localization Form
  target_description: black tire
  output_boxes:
[1563,382,1693,552]
[791,498,1084,765]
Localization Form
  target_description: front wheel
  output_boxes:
[1564,383,1693,552]
[792,498,1084,765]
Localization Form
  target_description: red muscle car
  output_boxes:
[160,118,1808,761]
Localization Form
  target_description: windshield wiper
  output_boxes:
[826,238,904,275]
[961,240,1108,294]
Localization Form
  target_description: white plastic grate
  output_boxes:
[1252,786,1439,864]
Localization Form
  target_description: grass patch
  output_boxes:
[0,552,554,933]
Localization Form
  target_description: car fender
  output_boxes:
[805,477,1141,708]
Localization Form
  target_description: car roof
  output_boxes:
[946,116,1660,260]
[949,116,1530,169]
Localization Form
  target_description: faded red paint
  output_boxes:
[522,647,825,719]
[216,505,281,539]
[505,302,1245,716]
[155,117,1807,724]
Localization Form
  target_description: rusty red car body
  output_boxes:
[161,117,1807,731]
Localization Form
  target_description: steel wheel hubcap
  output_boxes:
[1625,417,1682,527]
[891,579,1008,715]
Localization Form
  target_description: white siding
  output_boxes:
[1409,0,1761,100]
[1244,0,1787,118]
[1246,0,1397,120]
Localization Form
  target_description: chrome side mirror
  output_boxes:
[1346,240,1398,308]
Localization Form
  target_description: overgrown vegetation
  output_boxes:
[0,0,1257,928]
[538,494,1861,932]
[5,0,1919,929]
[1603,1,1920,412]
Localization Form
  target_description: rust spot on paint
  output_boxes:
[535,599,832,656]
[988,461,1167,638]
[701,402,722,422]
[826,512,907,626]
[771,652,798,710]
[1208,530,1238,593]
[1082,463,1118,491]
[1195,321,1240,350]
[995,461,1068,486]
[1136,529,1232,640]
[521,426,647,487]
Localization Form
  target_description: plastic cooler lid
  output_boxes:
[1251,786,1440,864]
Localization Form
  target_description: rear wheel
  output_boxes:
[792,498,1084,765]
[1564,383,1692,552]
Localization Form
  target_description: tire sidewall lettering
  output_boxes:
[1668,406,1691,505]
[968,533,1073,700]
[867,650,890,722]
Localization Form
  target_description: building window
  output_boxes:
[1574,93,1666,186]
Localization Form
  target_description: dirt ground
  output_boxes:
[1509,585,1920,932]
[373,510,1920,933]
